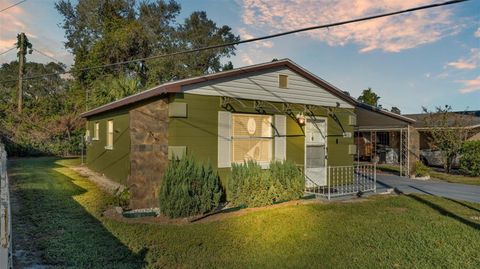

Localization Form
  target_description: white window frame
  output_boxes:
[105,120,114,150]
[231,113,273,168]
[93,122,100,140]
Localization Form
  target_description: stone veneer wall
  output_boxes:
[408,125,420,176]
[129,98,169,208]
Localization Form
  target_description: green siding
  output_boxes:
[86,108,130,184]
[168,93,354,196]
[168,94,220,166]
[85,92,354,193]
[327,110,355,166]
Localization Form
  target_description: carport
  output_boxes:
[354,103,418,177]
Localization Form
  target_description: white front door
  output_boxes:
[305,118,327,187]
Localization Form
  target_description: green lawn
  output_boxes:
[377,164,480,186]
[430,171,480,186]
[9,157,480,268]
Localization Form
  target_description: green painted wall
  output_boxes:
[168,93,220,166]
[85,108,131,184]
[327,109,355,166]
[85,92,354,194]
[168,93,354,196]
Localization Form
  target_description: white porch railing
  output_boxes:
[305,164,376,199]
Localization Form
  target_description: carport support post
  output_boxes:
[327,168,331,200]
[407,127,410,176]
[400,128,403,176]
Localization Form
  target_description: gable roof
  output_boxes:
[79,58,415,125]
[405,111,480,129]
[81,59,359,118]
[356,103,416,124]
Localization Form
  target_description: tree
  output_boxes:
[0,61,84,156]
[422,105,473,173]
[391,106,401,114]
[55,0,239,107]
[358,88,381,107]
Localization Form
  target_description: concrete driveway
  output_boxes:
[376,174,480,203]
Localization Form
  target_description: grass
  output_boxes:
[430,171,480,186]
[377,164,480,186]
[9,157,480,268]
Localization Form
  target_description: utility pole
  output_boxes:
[16,32,32,114]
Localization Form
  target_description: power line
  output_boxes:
[0,0,27,13]
[32,48,64,64]
[0,47,16,57]
[0,0,470,83]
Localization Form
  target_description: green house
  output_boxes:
[81,59,360,208]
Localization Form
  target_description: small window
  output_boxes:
[279,74,288,89]
[93,122,100,140]
[106,120,113,149]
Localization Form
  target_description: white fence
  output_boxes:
[305,164,376,199]
[0,144,12,269]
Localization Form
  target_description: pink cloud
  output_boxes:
[475,28,480,38]
[241,0,461,53]
[446,48,479,70]
[0,1,29,52]
[457,76,480,94]
[238,28,274,48]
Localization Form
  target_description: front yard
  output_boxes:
[377,164,480,186]
[9,158,480,268]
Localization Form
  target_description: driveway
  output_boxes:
[375,173,480,203]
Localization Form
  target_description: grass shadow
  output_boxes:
[9,157,147,268]
[404,186,480,231]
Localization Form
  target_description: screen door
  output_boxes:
[305,118,327,187]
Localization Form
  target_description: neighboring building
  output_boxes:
[405,111,480,149]
[81,59,363,208]
[404,111,480,167]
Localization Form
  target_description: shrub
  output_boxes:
[460,141,480,176]
[412,161,431,177]
[158,155,222,218]
[229,160,304,207]
[269,160,305,200]
[112,187,131,209]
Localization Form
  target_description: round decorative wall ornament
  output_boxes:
[247,118,256,135]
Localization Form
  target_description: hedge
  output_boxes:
[229,160,304,207]
[460,141,480,177]
[158,155,223,218]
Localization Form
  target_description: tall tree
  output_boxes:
[0,61,83,156]
[422,105,473,173]
[358,88,381,107]
[55,0,239,107]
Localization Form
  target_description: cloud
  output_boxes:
[457,76,480,94]
[241,0,462,53]
[238,28,274,48]
[0,1,29,51]
[240,52,254,65]
[475,28,480,38]
[0,1,73,66]
[446,48,479,70]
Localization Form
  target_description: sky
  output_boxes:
[0,0,479,114]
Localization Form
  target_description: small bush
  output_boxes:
[158,155,223,218]
[229,160,304,207]
[412,161,431,177]
[460,141,480,176]
[113,187,131,209]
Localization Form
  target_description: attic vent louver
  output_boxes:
[279,74,288,89]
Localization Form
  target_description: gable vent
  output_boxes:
[279,74,288,89]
